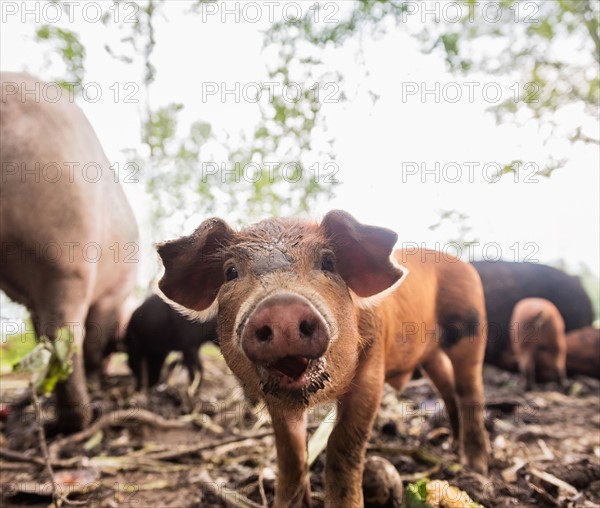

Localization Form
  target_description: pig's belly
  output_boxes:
[383,331,436,391]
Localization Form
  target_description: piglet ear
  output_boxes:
[321,210,404,297]
[157,218,236,312]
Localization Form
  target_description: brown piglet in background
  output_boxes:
[510,298,567,390]
[157,211,489,507]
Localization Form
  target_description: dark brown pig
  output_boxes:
[509,298,567,390]
[0,72,138,432]
[157,211,489,507]
[473,260,593,371]
[565,326,600,378]
[125,294,218,390]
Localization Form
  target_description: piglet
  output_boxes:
[125,294,218,390]
[510,297,567,390]
[157,211,489,507]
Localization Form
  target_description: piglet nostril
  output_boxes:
[242,293,330,367]
[256,325,273,342]
[299,319,316,338]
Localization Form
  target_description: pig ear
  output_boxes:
[321,210,405,298]
[157,218,236,314]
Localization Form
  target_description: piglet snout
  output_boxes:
[241,293,329,374]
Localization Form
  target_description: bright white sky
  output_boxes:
[1,1,598,314]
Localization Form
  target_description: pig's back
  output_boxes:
[511,298,564,331]
[0,72,138,299]
[375,250,446,375]
[374,250,485,378]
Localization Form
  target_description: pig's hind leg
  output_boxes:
[439,312,489,475]
[34,279,93,433]
[422,349,460,444]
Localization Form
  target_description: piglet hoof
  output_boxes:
[362,456,403,507]
[464,454,489,477]
[302,489,312,508]
[273,483,311,508]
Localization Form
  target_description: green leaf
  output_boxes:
[17,343,52,388]
[83,431,104,451]
[0,320,37,373]
[35,25,86,87]
[402,479,432,508]
[16,327,75,395]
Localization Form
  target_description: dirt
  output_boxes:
[0,346,599,507]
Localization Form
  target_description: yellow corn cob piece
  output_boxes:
[426,479,479,507]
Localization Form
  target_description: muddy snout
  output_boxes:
[241,293,330,380]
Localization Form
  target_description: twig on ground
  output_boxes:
[368,443,462,473]
[145,429,276,461]
[529,467,579,497]
[191,471,264,508]
[31,384,86,507]
[258,465,268,507]
[49,408,191,459]
[400,463,442,483]
[0,447,46,466]
[140,420,321,462]
[0,447,82,468]
[32,384,59,508]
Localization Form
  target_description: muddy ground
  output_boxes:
[1,345,599,507]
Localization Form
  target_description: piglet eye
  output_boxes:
[225,265,238,281]
[321,251,336,273]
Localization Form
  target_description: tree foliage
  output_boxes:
[29,0,598,235]
[263,0,599,194]
[35,24,85,88]
[423,0,599,143]
[265,0,598,144]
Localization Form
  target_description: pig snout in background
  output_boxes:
[509,298,567,390]
[565,326,600,378]
[473,260,594,371]
[125,294,218,390]
[0,72,139,432]
[157,210,490,507]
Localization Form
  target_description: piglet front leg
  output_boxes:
[270,407,311,508]
[325,344,384,507]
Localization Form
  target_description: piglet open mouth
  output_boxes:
[260,357,330,403]
[267,355,310,380]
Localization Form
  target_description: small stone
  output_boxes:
[362,455,403,507]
